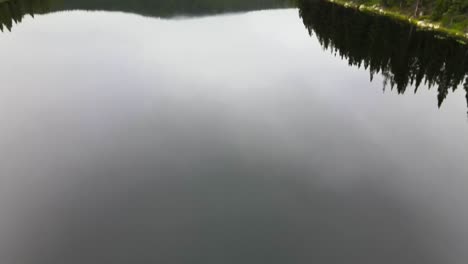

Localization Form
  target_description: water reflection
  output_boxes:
[3,0,468,113]
[8,157,448,263]
[0,0,290,30]
[298,0,468,111]
[3,0,467,113]
[56,0,290,17]
[0,3,467,264]
[0,0,53,31]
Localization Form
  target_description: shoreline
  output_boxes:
[326,0,468,43]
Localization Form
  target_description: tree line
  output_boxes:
[314,0,468,31]
[0,0,290,31]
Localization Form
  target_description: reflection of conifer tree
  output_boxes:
[0,0,54,31]
[0,0,289,30]
[298,0,468,111]
[55,0,289,17]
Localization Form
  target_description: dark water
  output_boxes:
[1,0,468,263]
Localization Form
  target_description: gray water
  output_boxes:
[1,9,468,264]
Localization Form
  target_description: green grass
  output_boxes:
[326,0,468,42]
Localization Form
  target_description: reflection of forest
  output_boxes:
[0,0,290,31]
[2,0,467,112]
[57,0,291,17]
[298,0,468,110]
[0,0,54,31]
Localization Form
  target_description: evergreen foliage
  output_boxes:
[0,0,289,31]
[298,0,468,109]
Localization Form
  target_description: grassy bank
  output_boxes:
[326,0,468,42]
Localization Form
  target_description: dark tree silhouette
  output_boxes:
[298,0,468,111]
[0,0,290,31]
[0,0,54,31]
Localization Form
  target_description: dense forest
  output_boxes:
[298,0,468,110]
[313,0,468,32]
[1,0,467,32]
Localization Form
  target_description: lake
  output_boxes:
[1,0,468,263]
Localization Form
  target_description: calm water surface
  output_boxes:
[1,1,468,263]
